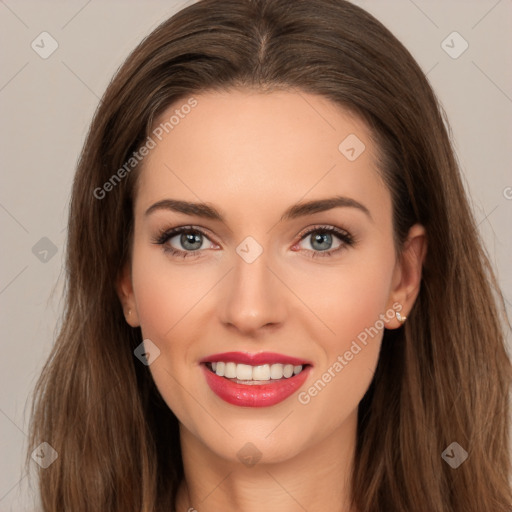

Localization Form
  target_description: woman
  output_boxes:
[28,0,511,510]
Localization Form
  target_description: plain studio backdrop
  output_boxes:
[0,0,511,510]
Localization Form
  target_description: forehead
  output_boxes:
[135,89,389,222]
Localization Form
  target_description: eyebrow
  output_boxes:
[144,195,373,223]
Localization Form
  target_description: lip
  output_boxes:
[201,363,312,407]
[199,351,312,366]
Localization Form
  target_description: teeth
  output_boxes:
[253,364,270,381]
[270,363,283,379]
[283,365,294,378]
[210,362,304,381]
[225,362,237,378]
[215,361,225,376]
[236,363,253,380]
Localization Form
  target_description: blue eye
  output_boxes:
[170,230,205,251]
[153,226,213,259]
[294,226,354,258]
[152,225,354,259]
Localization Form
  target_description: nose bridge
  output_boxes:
[219,238,286,333]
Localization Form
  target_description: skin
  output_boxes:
[117,88,427,512]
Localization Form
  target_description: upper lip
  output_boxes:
[199,351,312,366]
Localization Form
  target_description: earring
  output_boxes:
[396,311,407,324]
[127,308,132,316]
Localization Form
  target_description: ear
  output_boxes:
[116,261,140,327]
[386,223,427,329]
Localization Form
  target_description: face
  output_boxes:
[118,88,425,465]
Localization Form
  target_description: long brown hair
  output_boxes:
[28,0,511,510]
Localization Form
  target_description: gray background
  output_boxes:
[1,0,511,510]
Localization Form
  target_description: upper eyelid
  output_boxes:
[161,224,351,246]
[164,225,217,245]
[296,224,350,238]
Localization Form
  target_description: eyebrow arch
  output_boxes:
[145,195,373,223]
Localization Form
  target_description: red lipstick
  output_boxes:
[199,351,312,407]
[199,351,311,366]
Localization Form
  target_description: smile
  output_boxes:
[199,351,313,407]
[206,361,305,382]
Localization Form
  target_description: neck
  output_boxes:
[175,410,359,512]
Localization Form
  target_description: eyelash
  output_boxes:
[152,225,355,260]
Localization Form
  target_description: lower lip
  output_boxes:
[201,364,312,407]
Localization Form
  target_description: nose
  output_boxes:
[219,248,287,336]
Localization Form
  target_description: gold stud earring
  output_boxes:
[396,311,407,324]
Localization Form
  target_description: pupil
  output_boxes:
[312,232,331,251]
[181,232,202,250]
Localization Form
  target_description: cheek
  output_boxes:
[289,247,396,348]
[129,246,209,422]
[290,244,395,411]
[295,272,391,424]
[337,260,393,340]
[130,243,212,344]
[131,251,176,341]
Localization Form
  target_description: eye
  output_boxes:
[152,226,216,259]
[152,224,355,260]
[293,225,354,258]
